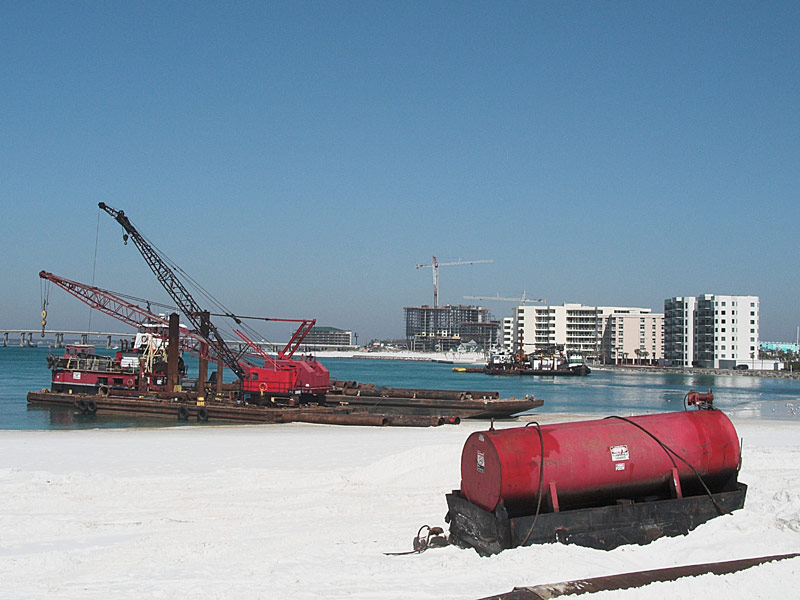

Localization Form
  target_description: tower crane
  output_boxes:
[415,256,493,308]
[97,202,329,403]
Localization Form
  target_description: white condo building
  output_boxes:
[664,294,759,368]
[505,303,663,364]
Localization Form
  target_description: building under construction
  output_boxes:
[404,305,500,352]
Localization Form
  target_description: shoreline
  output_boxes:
[592,363,800,380]
[314,350,800,380]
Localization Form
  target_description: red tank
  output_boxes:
[461,410,741,515]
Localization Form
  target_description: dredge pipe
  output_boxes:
[288,413,389,427]
[385,414,460,427]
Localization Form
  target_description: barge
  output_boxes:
[327,381,542,419]
[29,343,540,426]
[26,389,462,427]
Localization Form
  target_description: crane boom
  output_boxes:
[463,291,546,305]
[38,270,234,362]
[98,202,246,379]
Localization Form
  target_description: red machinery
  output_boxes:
[233,329,329,401]
[446,391,747,553]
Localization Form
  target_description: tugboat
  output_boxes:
[47,324,186,395]
[455,347,590,376]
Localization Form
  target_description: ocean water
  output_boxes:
[2,346,799,430]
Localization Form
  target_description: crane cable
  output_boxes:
[519,421,546,546]
[87,208,101,334]
[131,228,269,344]
[106,208,274,347]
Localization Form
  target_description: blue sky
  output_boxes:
[2,2,798,342]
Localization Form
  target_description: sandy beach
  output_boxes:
[1,414,798,599]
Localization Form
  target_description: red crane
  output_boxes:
[97,202,329,403]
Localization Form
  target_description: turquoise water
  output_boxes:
[2,346,800,430]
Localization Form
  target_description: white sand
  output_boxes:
[1,416,798,599]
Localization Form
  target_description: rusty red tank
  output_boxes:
[460,410,741,515]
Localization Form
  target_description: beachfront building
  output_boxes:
[303,326,354,347]
[508,303,663,364]
[502,317,514,348]
[404,304,500,352]
[664,294,759,368]
[601,310,664,365]
[295,326,358,352]
[664,296,697,367]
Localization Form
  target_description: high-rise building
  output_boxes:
[664,296,697,367]
[404,305,499,352]
[663,294,759,368]
[508,303,663,363]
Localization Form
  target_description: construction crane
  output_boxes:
[463,291,546,306]
[415,256,493,308]
[97,202,329,403]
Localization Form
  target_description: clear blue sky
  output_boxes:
[2,2,798,342]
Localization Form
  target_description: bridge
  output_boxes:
[2,330,131,348]
[2,329,358,354]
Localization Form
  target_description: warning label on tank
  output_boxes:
[476,450,485,473]
[610,445,629,462]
